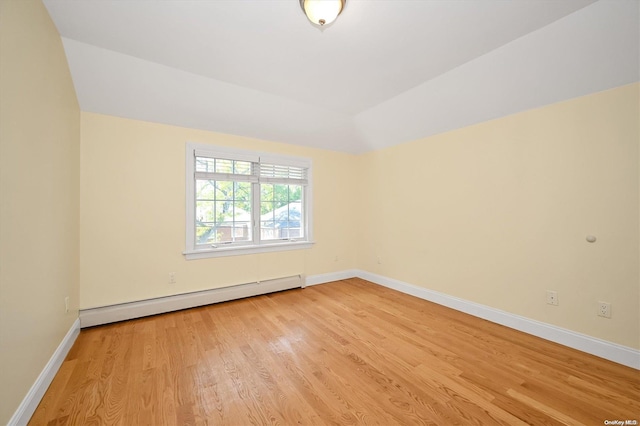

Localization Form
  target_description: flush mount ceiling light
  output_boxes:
[300,0,346,27]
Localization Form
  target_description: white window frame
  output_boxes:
[183,142,314,259]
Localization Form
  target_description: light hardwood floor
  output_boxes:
[30,278,639,425]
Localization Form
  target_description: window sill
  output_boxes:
[183,241,314,260]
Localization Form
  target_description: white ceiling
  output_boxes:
[43,0,639,154]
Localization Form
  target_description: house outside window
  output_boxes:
[184,143,313,259]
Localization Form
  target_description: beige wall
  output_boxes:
[81,84,640,350]
[357,83,640,349]
[79,113,357,309]
[0,0,81,423]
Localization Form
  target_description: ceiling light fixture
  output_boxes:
[300,0,345,27]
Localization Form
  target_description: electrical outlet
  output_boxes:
[598,301,611,318]
[64,296,70,313]
[169,272,176,284]
[546,290,558,306]
[334,255,339,262]
[376,256,382,264]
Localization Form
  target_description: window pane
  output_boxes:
[235,181,251,202]
[216,201,231,221]
[196,225,215,244]
[195,157,253,175]
[260,184,303,240]
[195,157,215,172]
[234,161,252,175]
[215,181,233,201]
[215,158,233,174]
[287,201,303,238]
[273,184,289,201]
[261,183,274,202]
[195,179,252,245]
[196,180,216,200]
[196,201,215,222]
[231,221,251,241]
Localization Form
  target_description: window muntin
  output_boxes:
[186,144,312,258]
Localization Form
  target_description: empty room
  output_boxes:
[1,0,639,424]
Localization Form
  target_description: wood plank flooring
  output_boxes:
[30,278,640,425]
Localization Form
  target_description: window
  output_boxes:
[184,143,313,259]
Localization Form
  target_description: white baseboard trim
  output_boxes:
[14,271,636,425]
[8,318,80,426]
[305,269,358,286]
[80,275,303,328]
[356,270,640,370]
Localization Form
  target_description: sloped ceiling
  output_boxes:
[43,0,639,153]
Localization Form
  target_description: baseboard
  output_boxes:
[10,270,638,426]
[77,268,640,368]
[305,269,358,286]
[80,275,302,328]
[8,318,80,426]
[356,270,640,370]
[80,270,359,328]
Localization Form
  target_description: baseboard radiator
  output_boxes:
[79,275,303,328]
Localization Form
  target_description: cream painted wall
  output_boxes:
[80,85,639,349]
[0,0,80,423]
[79,112,357,309]
[357,83,640,349]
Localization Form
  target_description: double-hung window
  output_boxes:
[184,143,313,259]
